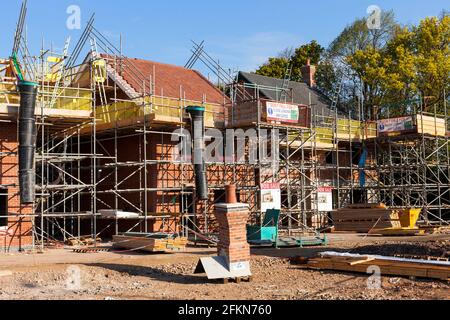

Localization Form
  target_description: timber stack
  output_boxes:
[331,203,403,233]
[112,233,188,253]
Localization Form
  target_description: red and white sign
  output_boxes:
[261,183,281,213]
[317,187,333,212]
[261,183,281,190]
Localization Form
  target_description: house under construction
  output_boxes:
[0,3,449,252]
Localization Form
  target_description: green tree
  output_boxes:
[255,40,325,82]
[413,15,450,109]
[254,11,449,120]
[315,59,338,98]
[381,27,417,115]
[255,57,289,79]
[346,13,449,118]
[326,11,399,118]
[329,11,397,59]
[290,40,324,82]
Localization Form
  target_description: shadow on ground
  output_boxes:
[84,263,207,285]
[106,247,216,258]
[250,246,349,259]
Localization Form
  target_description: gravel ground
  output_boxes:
[0,239,449,300]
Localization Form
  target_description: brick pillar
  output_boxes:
[215,203,250,268]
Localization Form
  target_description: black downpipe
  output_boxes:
[18,81,38,204]
[186,106,208,201]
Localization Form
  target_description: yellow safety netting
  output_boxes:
[0,82,20,104]
[289,120,377,146]
[39,87,92,110]
[97,95,220,128]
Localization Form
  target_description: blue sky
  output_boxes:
[0,0,448,75]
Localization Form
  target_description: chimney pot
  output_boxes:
[225,184,238,204]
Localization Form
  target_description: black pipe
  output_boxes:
[186,106,208,200]
[18,81,38,204]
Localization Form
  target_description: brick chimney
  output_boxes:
[194,185,252,281]
[301,59,316,87]
[214,185,251,270]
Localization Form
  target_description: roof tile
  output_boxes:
[103,54,227,105]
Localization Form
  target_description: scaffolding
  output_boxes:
[364,99,450,225]
[225,79,380,234]
[2,3,450,252]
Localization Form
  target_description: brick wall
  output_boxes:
[88,133,232,236]
[0,123,33,252]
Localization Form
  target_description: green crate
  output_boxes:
[246,209,280,242]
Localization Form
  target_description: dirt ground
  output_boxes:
[0,233,449,300]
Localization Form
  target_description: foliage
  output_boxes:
[255,57,290,79]
[346,13,450,117]
[255,40,324,82]
[254,10,449,120]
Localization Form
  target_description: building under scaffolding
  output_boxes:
[0,2,449,252]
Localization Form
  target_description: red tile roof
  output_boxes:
[102,54,228,105]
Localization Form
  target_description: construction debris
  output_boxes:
[72,247,110,254]
[297,251,450,281]
[420,226,450,235]
[351,240,450,258]
[112,233,188,253]
[66,236,102,247]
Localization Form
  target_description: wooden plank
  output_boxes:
[305,256,450,281]
[416,115,447,137]
[332,206,405,232]
[347,203,387,209]
[349,258,376,266]
[112,234,187,253]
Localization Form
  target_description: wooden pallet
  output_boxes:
[73,247,110,254]
[66,236,102,247]
[301,254,450,281]
[112,234,188,253]
[332,206,403,233]
[222,276,253,284]
[347,203,387,209]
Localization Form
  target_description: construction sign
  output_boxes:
[377,116,415,134]
[317,187,333,212]
[266,102,299,123]
[261,183,281,213]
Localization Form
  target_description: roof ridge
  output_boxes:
[240,70,309,87]
[98,53,229,104]
[100,53,194,73]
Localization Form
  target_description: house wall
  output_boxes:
[85,133,232,237]
[0,123,33,252]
